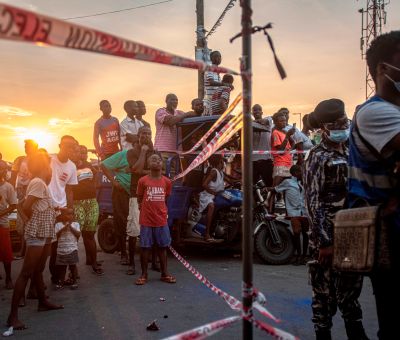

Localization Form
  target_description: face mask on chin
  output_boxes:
[383,63,400,93]
[327,129,350,144]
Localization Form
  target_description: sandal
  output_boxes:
[135,277,147,285]
[160,275,176,284]
[120,257,129,265]
[92,267,104,276]
[126,267,136,275]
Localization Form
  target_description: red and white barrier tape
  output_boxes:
[173,113,243,181]
[165,149,307,156]
[0,3,238,75]
[182,93,242,155]
[168,246,299,340]
[162,315,241,340]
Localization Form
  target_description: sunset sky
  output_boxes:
[1,0,399,161]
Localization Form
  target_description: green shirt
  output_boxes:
[101,150,131,194]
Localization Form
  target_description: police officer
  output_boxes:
[303,99,368,340]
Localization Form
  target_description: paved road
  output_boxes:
[0,243,378,340]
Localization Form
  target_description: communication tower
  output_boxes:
[359,0,389,99]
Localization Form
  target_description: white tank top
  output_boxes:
[208,168,225,193]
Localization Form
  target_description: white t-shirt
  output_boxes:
[354,100,400,159]
[48,155,78,208]
[55,221,80,255]
[120,116,144,150]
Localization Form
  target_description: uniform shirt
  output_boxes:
[348,95,400,206]
[0,181,17,226]
[48,155,78,208]
[137,175,172,227]
[101,150,131,194]
[94,116,120,156]
[154,108,185,152]
[304,140,348,249]
[275,176,307,217]
[120,116,144,150]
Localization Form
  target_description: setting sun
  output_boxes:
[15,128,58,153]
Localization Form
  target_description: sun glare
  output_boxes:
[16,128,58,153]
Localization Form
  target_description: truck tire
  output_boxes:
[254,221,294,265]
[97,218,119,254]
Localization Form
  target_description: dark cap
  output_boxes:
[309,99,346,127]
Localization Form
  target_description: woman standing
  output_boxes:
[8,150,63,330]
[72,145,103,275]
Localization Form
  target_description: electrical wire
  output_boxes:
[206,0,237,39]
[63,0,173,20]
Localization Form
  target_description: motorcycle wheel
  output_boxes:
[254,221,294,265]
[97,218,119,254]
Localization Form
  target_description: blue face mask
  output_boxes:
[327,129,350,144]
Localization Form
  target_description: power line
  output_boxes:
[206,0,237,39]
[63,0,173,20]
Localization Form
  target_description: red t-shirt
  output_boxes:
[271,129,293,167]
[137,175,172,227]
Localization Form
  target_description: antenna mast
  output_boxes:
[359,0,389,99]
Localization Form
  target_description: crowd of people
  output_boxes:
[0,32,399,340]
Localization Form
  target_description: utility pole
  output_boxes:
[196,0,206,99]
[240,0,253,339]
[359,0,388,99]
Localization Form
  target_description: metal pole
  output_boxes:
[240,0,253,339]
[196,0,205,99]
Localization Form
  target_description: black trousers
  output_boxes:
[112,186,130,256]
[253,159,273,187]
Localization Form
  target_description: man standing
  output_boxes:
[126,126,154,275]
[120,100,143,151]
[304,99,367,340]
[154,94,195,173]
[48,136,78,284]
[93,100,121,160]
[11,139,38,200]
[348,31,400,340]
[136,100,151,128]
[252,104,273,186]
[101,149,131,265]
[203,51,233,116]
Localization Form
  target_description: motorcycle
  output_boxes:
[169,179,294,265]
[252,179,294,265]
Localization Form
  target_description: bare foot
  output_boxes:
[5,280,14,290]
[38,301,64,312]
[7,317,27,330]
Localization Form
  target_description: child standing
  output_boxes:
[198,155,225,242]
[0,160,17,289]
[273,164,309,265]
[55,208,81,289]
[135,153,175,285]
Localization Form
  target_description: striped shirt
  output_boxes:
[203,70,221,116]
[154,107,185,152]
[209,86,231,116]
[348,96,400,206]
